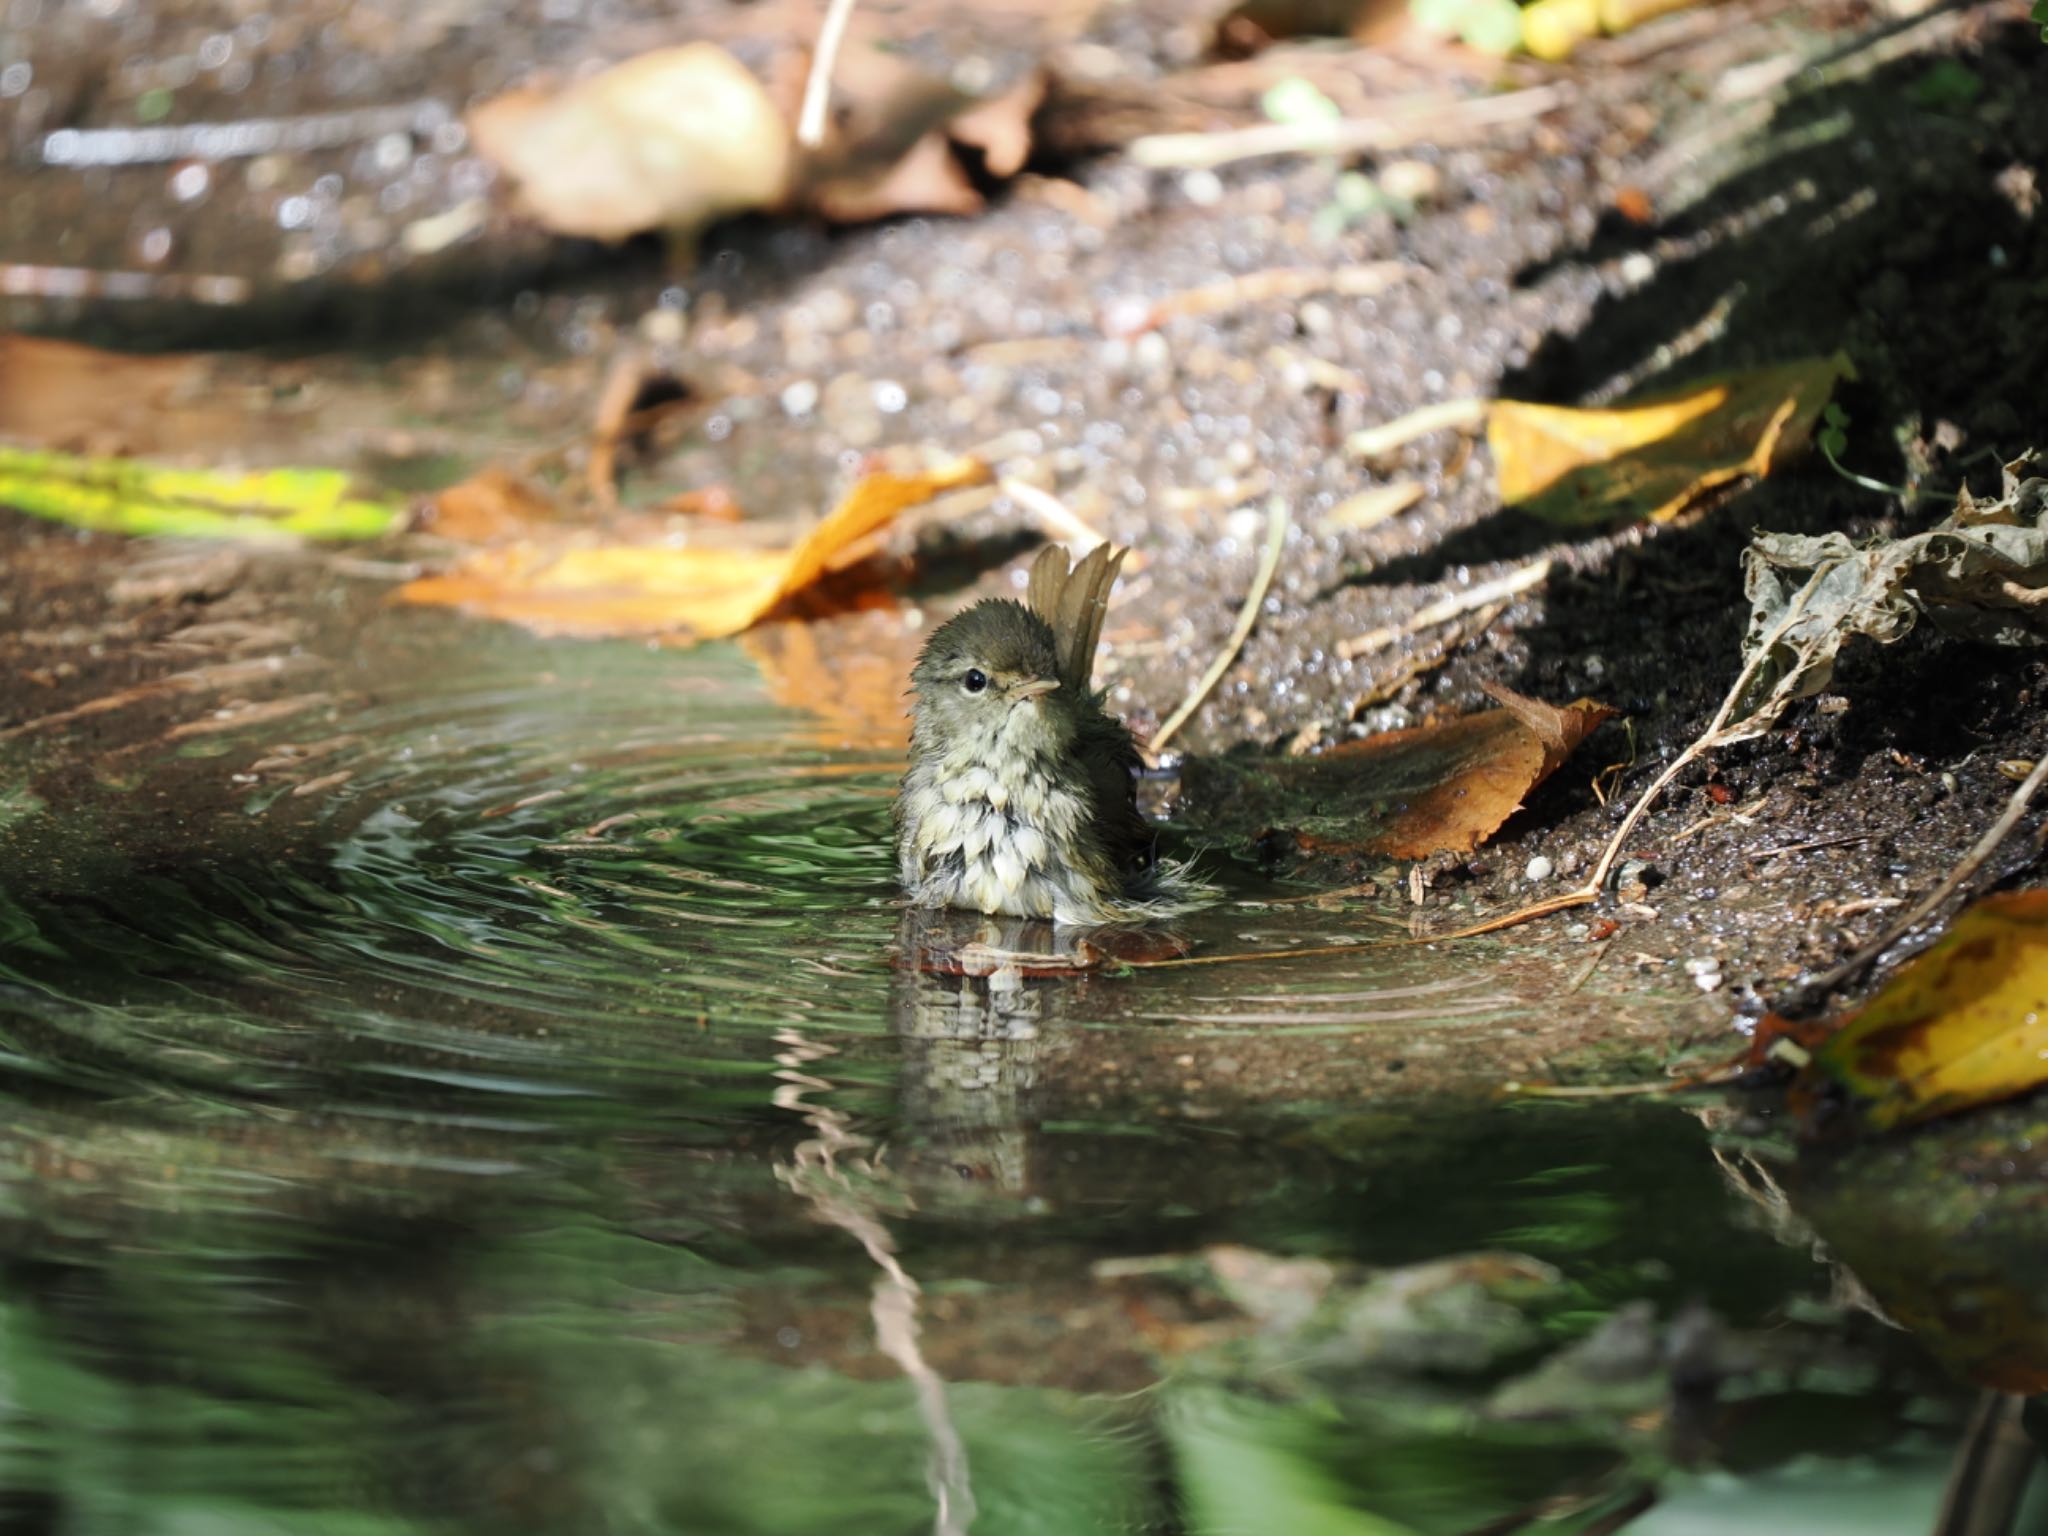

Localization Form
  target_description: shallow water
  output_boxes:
[0,609,1977,1534]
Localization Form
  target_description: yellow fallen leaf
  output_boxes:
[1805,890,2048,1131]
[468,44,791,242]
[1491,353,1852,526]
[1521,0,1703,60]
[396,458,989,640]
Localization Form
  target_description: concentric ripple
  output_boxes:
[0,630,907,1117]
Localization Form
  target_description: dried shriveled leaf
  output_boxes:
[1805,890,2048,1133]
[468,44,792,241]
[945,70,1048,179]
[1491,354,1851,527]
[0,447,400,542]
[396,458,989,640]
[1737,450,2048,730]
[808,130,984,223]
[1179,683,1613,859]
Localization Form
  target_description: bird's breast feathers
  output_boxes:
[900,747,1115,924]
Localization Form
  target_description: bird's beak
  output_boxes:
[1012,678,1059,701]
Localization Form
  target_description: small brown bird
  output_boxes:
[896,544,1198,925]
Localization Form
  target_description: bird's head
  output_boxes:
[908,599,1074,764]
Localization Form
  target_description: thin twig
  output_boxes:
[1346,398,1490,459]
[1501,1075,1738,1099]
[1128,84,1569,170]
[1337,558,1551,661]
[1104,262,1412,340]
[797,0,860,149]
[997,477,1106,552]
[1150,499,1289,755]
[1804,753,2048,998]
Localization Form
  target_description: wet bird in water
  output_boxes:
[896,544,1198,925]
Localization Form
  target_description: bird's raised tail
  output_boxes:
[1027,542,1127,695]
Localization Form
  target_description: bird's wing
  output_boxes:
[1027,542,1127,692]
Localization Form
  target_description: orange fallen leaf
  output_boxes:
[1491,353,1852,527]
[413,469,562,545]
[1800,890,2048,1133]
[1179,683,1613,859]
[396,458,989,641]
[468,44,792,242]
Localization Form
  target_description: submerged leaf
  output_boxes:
[1491,353,1851,526]
[1805,890,2048,1132]
[396,458,989,640]
[1179,684,1612,859]
[0,447,400,541]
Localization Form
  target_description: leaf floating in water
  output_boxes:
[397,457,991,640]
[1803,890,2048,1132]
[1180,684,1613,860]
[0,446,401,541]
[1490,353,1852,527]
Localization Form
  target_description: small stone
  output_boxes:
[1524,855,1554,882]
[1180,169,1224,207]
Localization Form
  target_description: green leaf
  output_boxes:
[0,447,402,541]
[1261,76,1342,128]
[1458,0,1524,56]
[1167,1388,1420,1536]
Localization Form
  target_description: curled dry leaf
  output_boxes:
[1491,353,1852,527]
[1178,683,1613,859]
[468,44,792,241]
[1736,450,2048,731]
[396,457,990,641]
[1801,890,2048,1134]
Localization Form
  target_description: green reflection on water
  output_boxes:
[0,624,1976,1533]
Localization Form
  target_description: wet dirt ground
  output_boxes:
[5,0,2044,1021]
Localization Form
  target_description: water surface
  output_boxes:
[0,609,1973,1534]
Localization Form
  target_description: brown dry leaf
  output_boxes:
[946,70,1048,179]
[1491,353,1852,527]
[468,44,792,241]
[396,458,989,640]
[795,22,1044,224]
[0,334,246,456]
[808,130,984,223]
[412,469,562,545]
[1801,890,2048,1133]
[1179,683,1613,859]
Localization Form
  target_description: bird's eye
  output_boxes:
[962,669,988,693]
